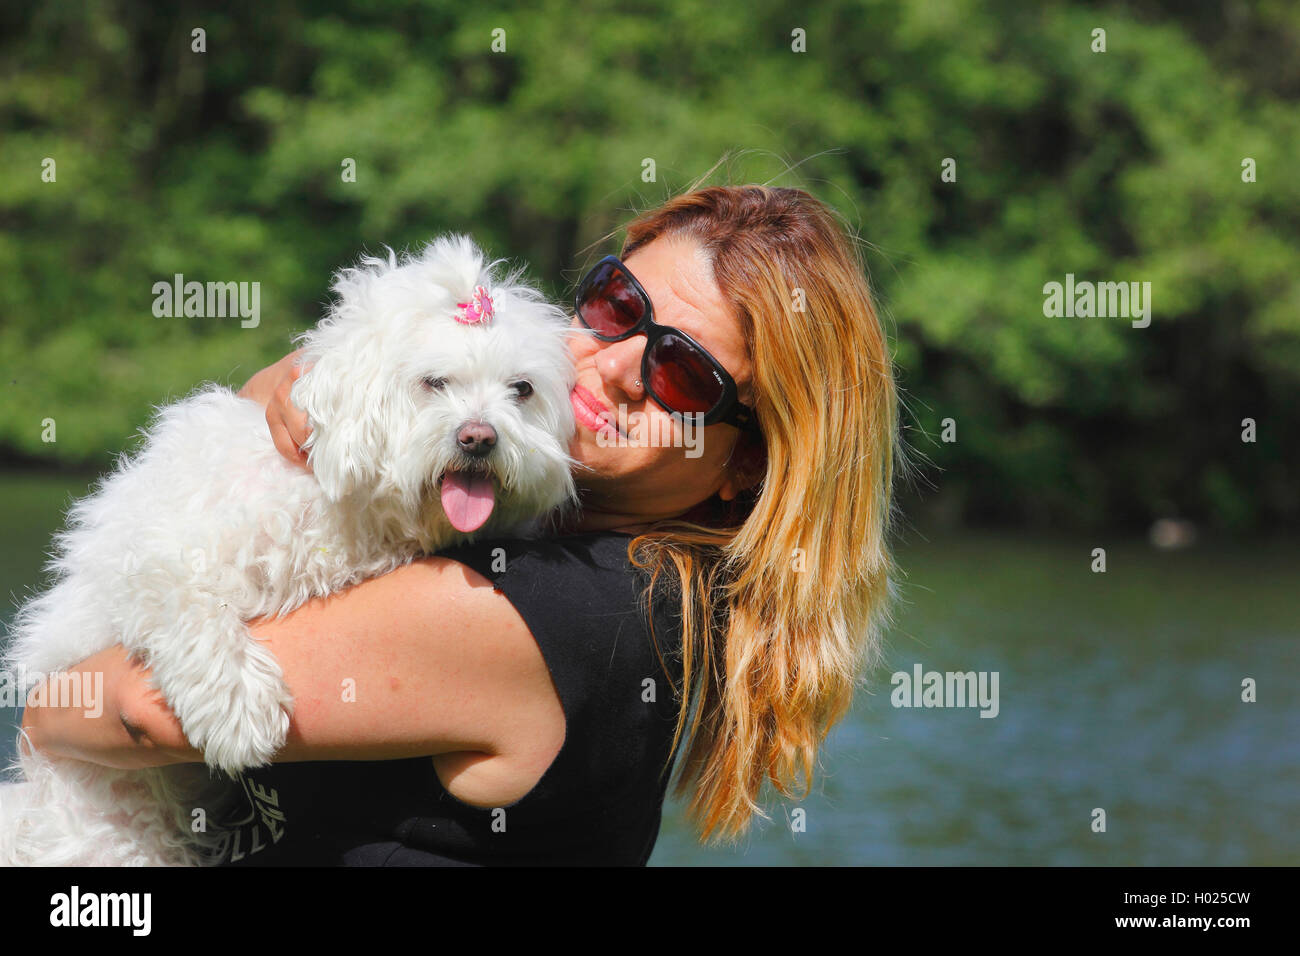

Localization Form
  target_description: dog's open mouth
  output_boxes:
[438,469,497,533]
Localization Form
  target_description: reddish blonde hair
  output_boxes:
[620,185,898,843]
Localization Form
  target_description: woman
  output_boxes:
[21,185,897,865]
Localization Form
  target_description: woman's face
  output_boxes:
[567,235,757,522]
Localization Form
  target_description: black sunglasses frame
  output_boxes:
[574,255,759,432]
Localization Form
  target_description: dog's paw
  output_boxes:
[173,646,294,777]
[195,685,292,777]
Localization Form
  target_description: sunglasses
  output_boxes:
[574,255,759,432]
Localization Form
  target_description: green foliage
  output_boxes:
[1,0,1296,530]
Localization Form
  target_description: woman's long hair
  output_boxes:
[622,185,898,844]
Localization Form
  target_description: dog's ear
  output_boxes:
[293,295,416,504]
[290,248,419,501]
[291,335,396,503]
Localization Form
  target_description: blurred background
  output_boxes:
[1,0,1296,864]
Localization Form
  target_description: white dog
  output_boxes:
[0,235,578,865]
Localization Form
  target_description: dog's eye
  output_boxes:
[422,376,448,392]
[511,380,534,400]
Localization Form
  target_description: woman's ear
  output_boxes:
[718,431,767,502]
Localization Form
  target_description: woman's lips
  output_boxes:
[571,385,623,437]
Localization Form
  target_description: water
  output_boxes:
[3,473,1296,865]
[653,534,1299,864]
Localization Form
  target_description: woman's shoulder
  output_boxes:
[434,529,684,730]
[436,529,637,568]
[435,530,655,608]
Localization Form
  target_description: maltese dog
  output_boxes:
[0,235,578,865]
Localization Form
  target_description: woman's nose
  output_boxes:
[596,335,647,398]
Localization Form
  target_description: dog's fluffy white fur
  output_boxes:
[0,235,578,865]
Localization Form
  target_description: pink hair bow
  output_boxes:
[454,285,494,325]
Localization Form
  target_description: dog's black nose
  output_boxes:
[456,420,497,457]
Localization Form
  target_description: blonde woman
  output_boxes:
[21,185,897,865]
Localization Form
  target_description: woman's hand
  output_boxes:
[238,349,313,470]
[19,645,203,770]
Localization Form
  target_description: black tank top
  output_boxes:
[213,530,686,866]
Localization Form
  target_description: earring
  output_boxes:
[634,379,642,388]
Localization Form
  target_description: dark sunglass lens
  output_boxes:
[647,333,725,414]
[578,264,643,336]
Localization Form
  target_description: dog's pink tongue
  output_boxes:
[440,471,496,533]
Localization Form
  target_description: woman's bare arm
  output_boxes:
[22,557,565,768]
[239,556,562,763]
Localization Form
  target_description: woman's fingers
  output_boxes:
[268,404,308,468]
[284,362,312,451]
[268,359,312,469]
